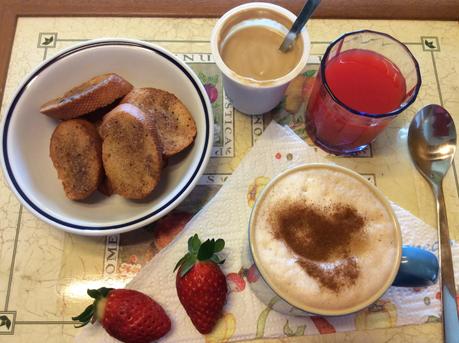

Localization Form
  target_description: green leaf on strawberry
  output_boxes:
[198,239,215,260]
[174,252,191,272]
[210,254,225,265]
[180,255,197,276]
[73,304,95,327]
[215,238,225,252]
[189,234,201,254]
[72,287,114,327]
[174,234,226,277]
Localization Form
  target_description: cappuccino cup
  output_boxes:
[245,163,438,316]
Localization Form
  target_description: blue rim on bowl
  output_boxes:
[0,38,213,236]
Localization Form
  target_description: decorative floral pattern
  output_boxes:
[246,176,270,208]
[256,297,280,338]
[283,320,306,336]
[118,261,142,279]
[205,313,236,343]
[246,264,260,283]
[271,68,318,141]
[188,63,226,147]
[227,272,246,293]
[354,300,397,330]
[310,316,336,334]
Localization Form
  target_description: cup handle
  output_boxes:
[392,246,439,287]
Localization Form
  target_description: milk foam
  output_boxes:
[253,168,398,312]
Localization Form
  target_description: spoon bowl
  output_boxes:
[408,104,456,183]
[407,104,459,343]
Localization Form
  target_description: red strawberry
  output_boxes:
[174,234,227,334]
[72,287,171,343]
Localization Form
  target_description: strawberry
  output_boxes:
[174,234,227,334]
[72,287,171,343]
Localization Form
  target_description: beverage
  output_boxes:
[305,30,421,154]
[251,165,400,313]
[325,49,406,114]
[220,25,302,81]
[211,3,310,114]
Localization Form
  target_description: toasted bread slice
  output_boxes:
[50,119,103,200]
[41,73,133,120]
[99,103,163,200]
[121,88,197,157]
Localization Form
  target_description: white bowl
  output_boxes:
[0,38,213,236]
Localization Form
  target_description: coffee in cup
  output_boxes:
[249,164,402,315]
[211,3,311,115]
[219,11,303,82]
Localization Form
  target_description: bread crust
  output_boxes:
[121,88,197,157]
[41,73,133,120]
[99,103,163,200]
[49,119,103,200]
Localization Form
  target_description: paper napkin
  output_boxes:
[77,122,459,342]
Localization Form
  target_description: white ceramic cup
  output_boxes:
[211,3,311,115]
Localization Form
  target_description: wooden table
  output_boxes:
[0,1,458,342]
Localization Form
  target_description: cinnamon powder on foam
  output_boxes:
[269,201,367,292]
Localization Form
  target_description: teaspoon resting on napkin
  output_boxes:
[408,104,459,343]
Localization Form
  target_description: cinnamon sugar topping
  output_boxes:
[270,200,367,292]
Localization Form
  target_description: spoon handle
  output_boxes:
[433,182,459,343]
[290,0,321,34]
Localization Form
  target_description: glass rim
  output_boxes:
[320,29,422,119]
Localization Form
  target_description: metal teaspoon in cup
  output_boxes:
[408,104,459,343]
[279,0,321,53]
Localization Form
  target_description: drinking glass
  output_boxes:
[305,30,421,155]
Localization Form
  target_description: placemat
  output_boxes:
[0,17,458,342]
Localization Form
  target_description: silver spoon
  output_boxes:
[279,0,321,53]
[408,104,459,342]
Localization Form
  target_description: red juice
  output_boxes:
[326,49,406,114]
[306,49,407,154]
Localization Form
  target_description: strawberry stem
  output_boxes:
[174,234,225,277]
[72,287,113,328]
